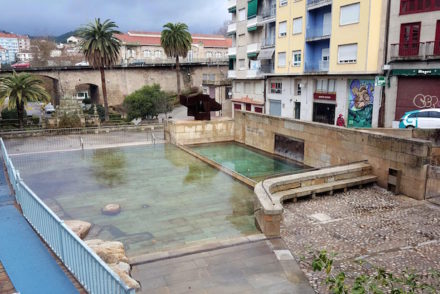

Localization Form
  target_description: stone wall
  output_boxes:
[234,111,432,200]
[165,118,234,145]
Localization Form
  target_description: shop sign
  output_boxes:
[313,92,336,101]
[375,76,386,87]
[391,69,440,76]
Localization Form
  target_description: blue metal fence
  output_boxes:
[0,138,134,294]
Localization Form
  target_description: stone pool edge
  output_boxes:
[176,143,257,188]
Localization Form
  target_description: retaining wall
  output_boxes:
[165,118,234,145]
[234,112,432,200]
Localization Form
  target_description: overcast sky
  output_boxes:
[0,0,230,36]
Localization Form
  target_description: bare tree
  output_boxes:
[29,38,56,67]
[215,20,230,37]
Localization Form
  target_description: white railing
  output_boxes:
[228,70,237,78]
[0,138,134,294]
[307,0,332,9]
[247,16,263,29]
[228,47,237,56]
[227,0,237,10]
[247,43,261,54]
[227,23,237,34]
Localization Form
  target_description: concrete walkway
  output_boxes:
[0,164,78,294]
[132,239,314,294]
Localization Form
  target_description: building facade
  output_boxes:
[17,35,30,52]
[117,32,231,65]
[384,0,440,128]
[227,0,277,115]
[0,33,19,64]
[264,0,388,128]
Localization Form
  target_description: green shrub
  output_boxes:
[82,98,92,105]
[87,104,105,121]
[58,113,82,128]
[1,107,27,120]
[123,84,174,121]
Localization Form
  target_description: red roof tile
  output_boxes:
[117,32,232,48]
[0,33,19,39]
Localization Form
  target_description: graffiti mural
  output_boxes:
[347,79,374,128]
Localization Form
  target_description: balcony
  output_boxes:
[227,0,237,13]
[228,47,237,57]
[390,42,440,61]
[307,0,332,10]
[306,28,331,41]
[247,69,260,78]
[227,22,237,35]
[247,43,261,55]
[305,60,329,72]
[228,70,237,78]
[247,16,263,31]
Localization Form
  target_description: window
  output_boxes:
[400,0,440,15]
[293,17,303,34]
[278,52,286,67]
[279,21,287,37]
[143,50,151,58]
[239,59,246,70]
[294,102,301,119]
[340,3,360,25]
[280,0,288,6]
[430,111,440,118]
[328,79,336,92]
[295,80,302,95]
[270,82,282,94]
[239,8,246,21]
[206,51,213,58]
[435,20,440,55]
[338,44,357,63]
[292,50,301,67]
[316,79,326,92]
[399,22,421,56]
[215,52,222,58]
[155,50,162,58]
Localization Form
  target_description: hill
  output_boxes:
[55,30,78,43]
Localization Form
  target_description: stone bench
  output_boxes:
[254,162,377,237]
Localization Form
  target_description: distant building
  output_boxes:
[17,35,30,51]
[0,46,7,63]
[384,1,440,127]
[16,51,33,62]
[67,36,81,44]
[0,33,19,63]
[116,31,232,64]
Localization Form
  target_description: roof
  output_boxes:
[231,97,265,105]
[0,33,19,39]
[117,32,232,48]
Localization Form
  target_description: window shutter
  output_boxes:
[248,0,258,19]
[338,44,358,63]
[279,21,287,36]
[340,3,360,25]
[293,17,302,34]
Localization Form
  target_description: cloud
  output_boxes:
[0,0,229,36]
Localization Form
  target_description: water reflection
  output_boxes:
[91,148,127,187]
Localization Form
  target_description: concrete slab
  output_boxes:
[132,240,314,294]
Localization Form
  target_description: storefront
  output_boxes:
[312,92,336,125]
[394,71,440,120]
[231,96,264,116]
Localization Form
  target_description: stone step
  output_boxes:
[273,175,378,202]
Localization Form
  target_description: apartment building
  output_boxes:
[0,33,19,64]
[17,35,30,52]
[227,0,277,115]
[264,0,388,128]
[384,0,440,128]
[117,32,231,64]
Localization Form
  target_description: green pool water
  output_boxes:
[11,144,257,257]
[190,141,307,182]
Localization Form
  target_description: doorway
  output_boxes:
[313,102,335,125]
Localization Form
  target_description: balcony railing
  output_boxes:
[305,60,329,72]
[228,47,237,56]
[390,42,440,61]
[247,16,263,30]
[247,43,261,54]
[306,28,331,41]
[307,0,332,10]
[227,22,237,35]
[228,70,237,78]
[228,0,237,12]
[425,41,440,57]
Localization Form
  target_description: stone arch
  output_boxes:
[35,75,62,106]
[74,83,100,104]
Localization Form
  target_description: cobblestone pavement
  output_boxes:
[281,185,440,293]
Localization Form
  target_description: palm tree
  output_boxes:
[160,23,192,100]
[78,18,121,121]
[0,71,50,129]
